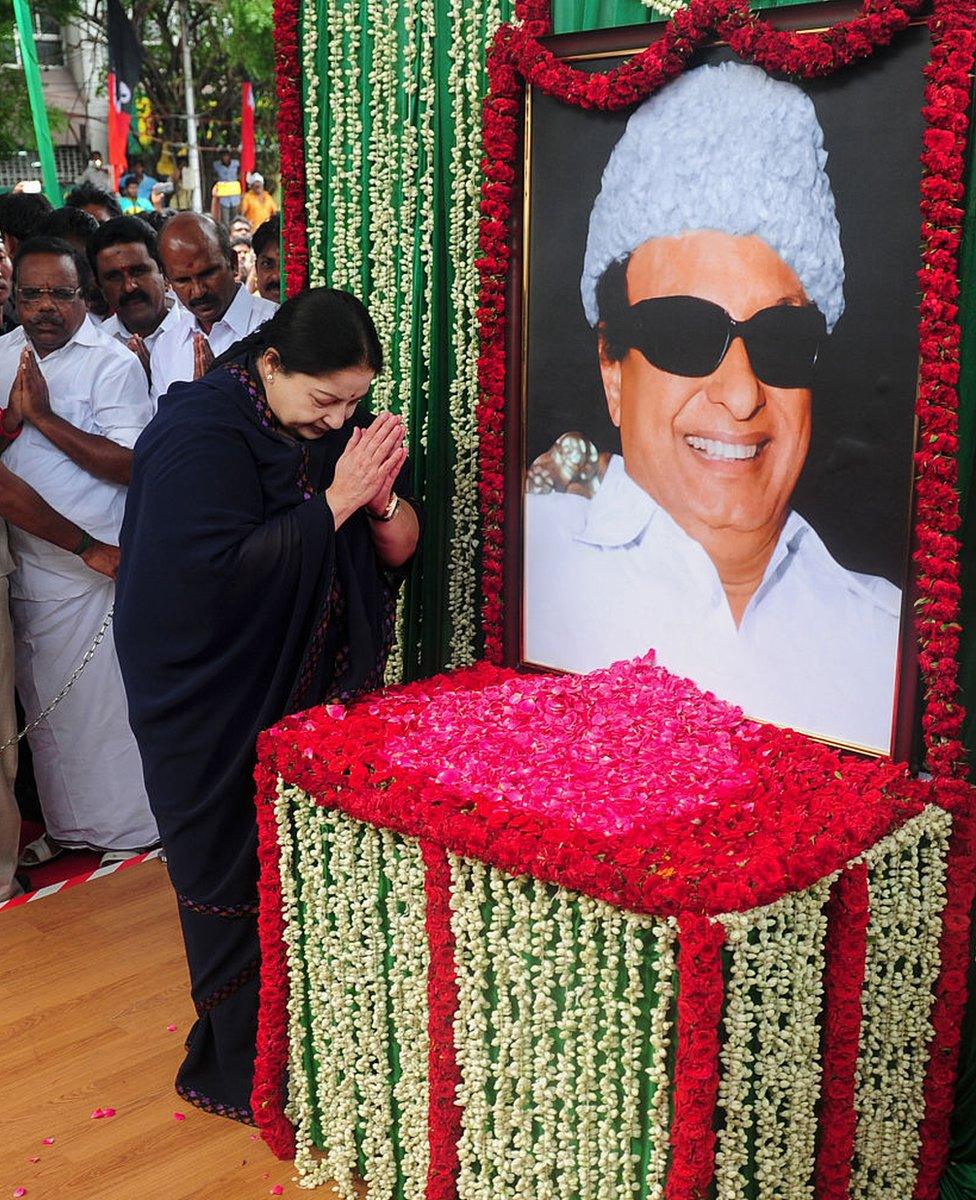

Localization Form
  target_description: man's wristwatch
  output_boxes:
[367,493,400,523]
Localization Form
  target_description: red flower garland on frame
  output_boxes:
[273,0,310,296]
[476,0,972,779]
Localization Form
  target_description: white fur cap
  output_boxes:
[580,62,845,332]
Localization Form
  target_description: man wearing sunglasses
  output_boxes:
[525,62,901,751]
[0,236,159,866]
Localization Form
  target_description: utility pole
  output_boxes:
[178,0,204,212]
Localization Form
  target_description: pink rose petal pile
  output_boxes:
[379,654,758,836]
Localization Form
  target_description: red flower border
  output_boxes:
[273,0,310,296]
[667,914,725,1200]
[913,793,976,1198]
[258,665,975,920]
[251,744,297,1159]
[815,862,870,1200]
[475,0,972,779]
[421,841,464,1200]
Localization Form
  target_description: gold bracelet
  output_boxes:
[367,492,400,522]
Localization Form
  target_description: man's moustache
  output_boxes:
[120,289,151,308]
[189,294,220,310]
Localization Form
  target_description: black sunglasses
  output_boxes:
[609,295,827,389]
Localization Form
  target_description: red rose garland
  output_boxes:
[250,738,298,1159]
[667,914,725,1200]
[913,789,976,1197]
[476,0,970,776]
[421,841,464,1200]
[273,0,310,296]
[815,862,870,1200]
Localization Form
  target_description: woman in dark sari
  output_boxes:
[114,288,420,1122]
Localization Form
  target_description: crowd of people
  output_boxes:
[0,167,283,904]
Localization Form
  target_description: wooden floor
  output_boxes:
[0,858,342,1200]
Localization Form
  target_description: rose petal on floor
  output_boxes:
[173,1112,186,1122]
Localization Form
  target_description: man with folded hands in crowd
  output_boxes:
[524,62,901,751]
[150,212,277,402]
[90,216,180,386]
[0,236,158,867]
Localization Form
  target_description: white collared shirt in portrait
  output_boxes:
[149,284,278,403]
[524,454,902,751]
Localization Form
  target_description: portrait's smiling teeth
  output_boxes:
[684,435,761,461]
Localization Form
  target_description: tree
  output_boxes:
[0,0,76,154]
[0,0,277,172]
[129,0,276,171]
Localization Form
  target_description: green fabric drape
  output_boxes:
[552,0,792,31]
[301,0,511,679]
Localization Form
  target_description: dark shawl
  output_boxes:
[114,362,416,1121]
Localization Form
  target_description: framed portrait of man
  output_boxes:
[516,11,928,758]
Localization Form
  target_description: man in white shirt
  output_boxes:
[524,63,902,753]
[150,212,277,403]
[89,216,181,387]
[0,236,159,862]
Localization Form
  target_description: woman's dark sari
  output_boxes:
[114,361,415,1121]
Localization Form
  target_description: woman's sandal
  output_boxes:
[18,833,66,869]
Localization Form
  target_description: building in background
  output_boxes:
[0,0,108,191]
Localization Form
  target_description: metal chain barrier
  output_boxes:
[0,607,114,755]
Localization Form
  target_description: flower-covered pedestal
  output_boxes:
[252,658,976,1200]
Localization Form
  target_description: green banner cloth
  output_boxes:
[11,0,63,206]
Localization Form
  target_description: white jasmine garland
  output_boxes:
[382,828,431,1197]
[310,807,360,1196]
[448,857,678,1199]
[643,917,677,1200]
[274,784,316,1172]
[275,784,952,1200]
[851,805,951,1199]
[451,856,495,1200]
[715,883,830,1200]
[638,0,690,18]
[300,0,324,285]
[445,0,506,666]
[553,885,581,1200]
[349,823,398,1198]
[527,879,560,1200]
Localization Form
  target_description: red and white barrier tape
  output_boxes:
[0,848,163,912]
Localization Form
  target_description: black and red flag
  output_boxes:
[107,0,143,188]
